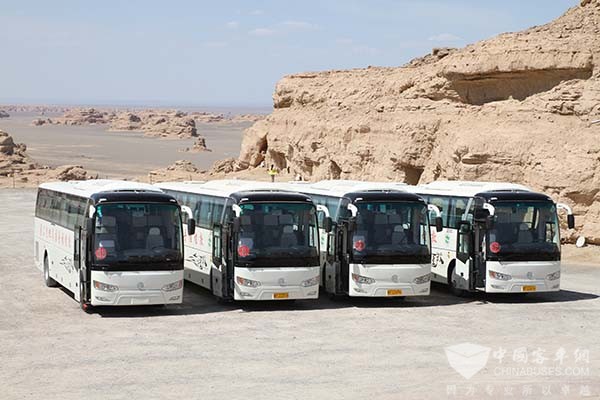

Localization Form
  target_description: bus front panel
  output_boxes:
[233,201,320,300]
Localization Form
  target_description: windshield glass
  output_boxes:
[487,201,560,261]
[93,203,183,269]
[236,202,319,267]
[351,201,431,264]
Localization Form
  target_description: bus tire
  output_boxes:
[43,253,58,287]
[448,264,467,297]
[79,276,92,313]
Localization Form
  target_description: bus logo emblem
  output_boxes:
[391,275,399,283]
[527,272,533,279]
[137,282,145,290]
[278,278,285,286]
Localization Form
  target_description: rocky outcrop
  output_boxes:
[0,130,94,187]
[48,108,114,125]
[180,137,211,153]
[0,110,9,118]
[31,118,51,126]
[191,112,267,124]
[0,130,37,176]
[229,1,600,243]
[148,160,206,182]
[109,110,198,138]
[54,165,89,181]
[34,108,199,139]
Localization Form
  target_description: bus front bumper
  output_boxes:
[90,288,183,306]
[234,285,319,300]
[485,279,560,293]
[484,261,561,293]
[89,270,184,306]
[348,263,431,297]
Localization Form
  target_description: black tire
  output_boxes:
[448,265,467,297]
[43,254,58,287]
[79,277,93,313]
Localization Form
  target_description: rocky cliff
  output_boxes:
[233,0,600,243]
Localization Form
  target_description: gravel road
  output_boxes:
[1,189,598,400]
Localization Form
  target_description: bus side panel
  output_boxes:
[429,226,459,284]
[183,224,212,290]
[35,217,77,295]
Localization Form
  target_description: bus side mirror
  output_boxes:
[459,221,471,234]
[347,217,356,232]
[474,208,490,221]
[232,217,241,232]
[85,217,94,233]
[187,219,196,236]
[323,217,333,233]
[486,215,494,230]
[435,217,443,232]
[567,214,575,229]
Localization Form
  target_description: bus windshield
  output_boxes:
[487,201,560,261]
[93,203,183,269]
[351,201,431,264]
[236,202,319,267]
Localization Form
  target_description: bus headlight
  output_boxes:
[413,273,432,285]
[93,280,118,292]
[352,273,375,285]
[489,270,512,281]
[301,276,319,287]
[162,280,183,292]
[236,276,261,288]
[546,271,561,281]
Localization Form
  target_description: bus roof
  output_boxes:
[409,180,532,198]
[39,179,162,199]
[156,180,309,200]
[282,180,410,199]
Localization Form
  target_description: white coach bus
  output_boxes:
[34,180,193,311]
[409,181,575,295]
[282,180,443,298]
[157,180,321,301]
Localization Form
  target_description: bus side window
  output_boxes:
[428,196,449,228]
[449,197,469,229]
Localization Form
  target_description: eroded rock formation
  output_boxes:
[230,0,600,243]
[109,110,198,138]
[0,130,37,175]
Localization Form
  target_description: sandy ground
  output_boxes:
[0,112,250,178]
[1,189,599,400]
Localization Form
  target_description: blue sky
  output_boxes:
[0,0,578,107]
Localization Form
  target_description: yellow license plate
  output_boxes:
[522,285,537,292]
[273,292,289,299]
[387,289,403,296]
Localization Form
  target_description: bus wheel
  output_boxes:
[449,265,467,297]
[79,283,93,313]
[43,254,58,287]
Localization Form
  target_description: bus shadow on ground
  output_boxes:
[235,284,475,312]
[90,284,238,318]
[88,284,598,317]
[473,289,599,305]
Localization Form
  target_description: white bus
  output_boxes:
[282,180,443,298]
[156,180,321,301]
[408,181,575,295]
[34,180,193,311]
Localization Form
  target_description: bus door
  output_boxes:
[323,219,340,294]
[467,200,492,290]
[211,223,231,299]
[472,222,486,289]
[338,220,352,294]
[76,219,91,302]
